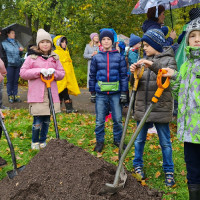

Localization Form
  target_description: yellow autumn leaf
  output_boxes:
[89,138,96,145]
[113,148,119,154]
[180,170,186,176]
[155,171,161,178]
[141,180,147,186]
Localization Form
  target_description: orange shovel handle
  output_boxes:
[152,69,170,103]
[40,74,54,88]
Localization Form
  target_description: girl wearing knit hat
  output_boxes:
[130,29,177,187]
[20,29,65,150]
[84,33,99,88]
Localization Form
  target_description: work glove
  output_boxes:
[47,68,55,76]
[120,92,128,104]
[40,68,48,77]
[90,92,96,103]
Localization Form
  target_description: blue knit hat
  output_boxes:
[100,30,114,44]
[141,29,165,52]
[129,34,141,47]
[161,26,168,36]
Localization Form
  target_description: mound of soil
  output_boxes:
[0,140,163,200]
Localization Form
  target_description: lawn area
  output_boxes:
[0,109,188,199]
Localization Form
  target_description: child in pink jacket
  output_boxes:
[20,29,65,150]
[0,58,7,167]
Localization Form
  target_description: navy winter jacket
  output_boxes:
[89,50,128,94]
[142,19,173,46]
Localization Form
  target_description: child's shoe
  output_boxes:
[94,142,104,153]
[8,95,14,103]
[31,142,40,150]
[134,166,146,180]
[165,172,175,187]
[40,142,47,149]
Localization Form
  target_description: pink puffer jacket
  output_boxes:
[20,54,65,103]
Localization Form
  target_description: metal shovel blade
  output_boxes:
[99,167,127,195]
[7,165,25,179]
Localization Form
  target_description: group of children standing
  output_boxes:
[0,14,199,199]
[88,17,200,198]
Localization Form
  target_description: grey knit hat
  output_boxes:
[36,29,52,46]
[185,17,200,45]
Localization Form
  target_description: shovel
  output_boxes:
[100,69,170,194]
[41,74,59,139]
[0,114,25,179]
[115,66,145,189]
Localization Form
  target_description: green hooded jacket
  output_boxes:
[170,46,200,144]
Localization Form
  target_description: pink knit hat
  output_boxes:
[90,33,98,40]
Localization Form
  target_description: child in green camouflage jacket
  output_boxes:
[163,17,200,199]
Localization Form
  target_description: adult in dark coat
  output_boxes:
[142,5,177,47]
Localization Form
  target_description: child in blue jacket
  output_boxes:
[89,30,128,152]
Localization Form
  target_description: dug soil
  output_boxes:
[0,139,163,200]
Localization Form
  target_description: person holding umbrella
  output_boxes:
[142,5,177,46]
[1,28,24,103]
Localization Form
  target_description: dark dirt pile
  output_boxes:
[0,139,163,200]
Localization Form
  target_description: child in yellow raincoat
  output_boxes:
[53,35,80,113]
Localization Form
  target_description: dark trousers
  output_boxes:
[184,142,200,184]
[6,66,20,96]
[59,88,70,102]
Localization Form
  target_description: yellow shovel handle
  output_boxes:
[40,74,54,88]
[133,66,144,91]
[152,69,170,103]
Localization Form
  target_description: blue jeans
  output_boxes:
[6,66,20,96]
[32,116,50,143]
[95,92,122,143]
[133,122,174,173]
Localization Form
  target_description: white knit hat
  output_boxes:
[36,29,52,46]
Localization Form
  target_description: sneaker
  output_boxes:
[94,142,104,153]
[113,141,127,150]
[31,142,40,150]
[40,142,47,149]
[134,166,146,180]
[0,156,7,167]
[8,95,14,103]
[165,172,175,187]
[14,95,22,103]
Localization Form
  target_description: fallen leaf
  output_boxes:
[155,171,161,178]
[180,170,186,176]
[111,156,119,162]
[113,148,119,154]
[89,138,96,145]
[141,180,147,186]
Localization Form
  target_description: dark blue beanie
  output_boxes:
[161,26,168,36]
[129,34,141,47]
[100,30,114,44]
[141,29,165,52]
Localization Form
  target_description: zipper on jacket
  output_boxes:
[107,52,109,95]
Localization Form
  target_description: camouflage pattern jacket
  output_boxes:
[171,46,200,144]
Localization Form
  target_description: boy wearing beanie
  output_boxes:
[162,17,200,199]
[130,29,177,187]
[125,33,141,76]
[89,30,128,153]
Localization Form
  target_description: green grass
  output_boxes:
[0,109,188,199]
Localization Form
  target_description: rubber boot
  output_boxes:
[188,184,200,200]
[65,100,78,114]
[14,95,22,103]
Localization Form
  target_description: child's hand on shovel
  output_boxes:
[47,68,55,76]
[161,68,175,78]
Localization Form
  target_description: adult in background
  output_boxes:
[84,33,99,88]
[142,5,176,47]
[2,28,24,103]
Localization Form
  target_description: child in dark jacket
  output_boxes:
[89,30,128,153]
[130,29,177,187]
